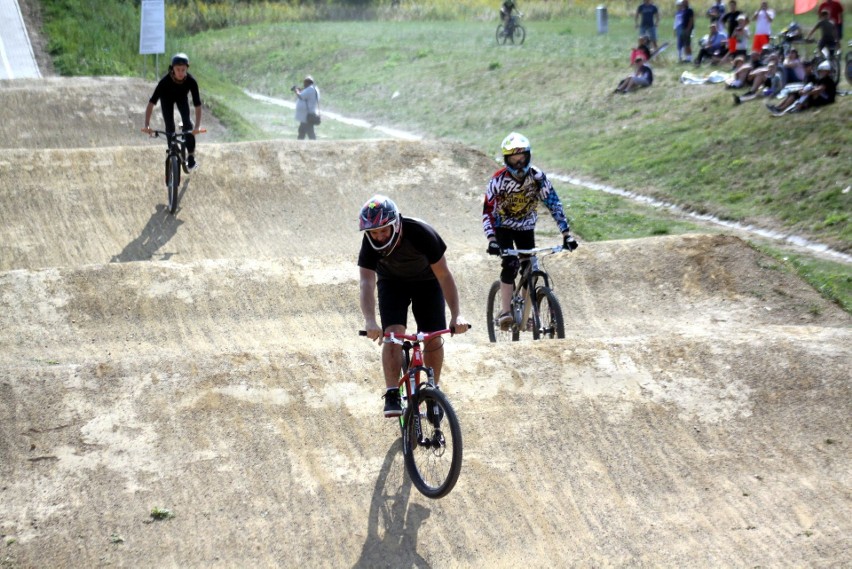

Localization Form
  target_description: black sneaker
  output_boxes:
[186,155,197,172]
[383,389,402,418]
[732,94,741,105]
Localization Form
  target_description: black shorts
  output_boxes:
[377,278,446,332]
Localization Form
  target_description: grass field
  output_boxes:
[38,0,852,310]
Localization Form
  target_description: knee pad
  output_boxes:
[500,256,520,284]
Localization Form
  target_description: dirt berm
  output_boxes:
[0,78,850,568]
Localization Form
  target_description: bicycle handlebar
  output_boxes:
[501,245,564,257]
[358,327,469,343]
[143,128,208,138]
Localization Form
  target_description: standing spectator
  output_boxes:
[142,53,203,171]
[751,1,774,53]
[695,22,728,66]
[817,0,843,40]
[293,75,320,141]
[674,0,696,63]
[636,0,661,51]
[806,10,839,54]
[707,0,726,21]
[721,0,743,56]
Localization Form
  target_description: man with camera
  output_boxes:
[292,75,320,140]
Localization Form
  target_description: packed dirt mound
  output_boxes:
[0,76,228,149]
[0,78,850,568]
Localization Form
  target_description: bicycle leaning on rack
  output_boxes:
[360,328,463,499]
[496,13,525,45]
[144,128,206,214]
[486,245,566,343]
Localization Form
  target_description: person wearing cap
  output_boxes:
[719,13,749,66]
[614,54,655,93]
[751,1,774,53]
[767,59,836,115]
[673,0,695,63]
[142,52,203,171]
[292,75,320,140]
[806,9,838,54]
[635,0,660,51]
[694,21,728,66]
[817,0,843,40]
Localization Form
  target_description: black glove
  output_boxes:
[487,241,502,256]
[563,234,579,252]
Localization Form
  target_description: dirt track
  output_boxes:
[0,77,850,568]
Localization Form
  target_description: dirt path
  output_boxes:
[0,78,850,568]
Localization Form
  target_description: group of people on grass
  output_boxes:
[615,0,843,114]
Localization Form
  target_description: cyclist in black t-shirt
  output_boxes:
[142,53,203,171]
[358,195,470,417]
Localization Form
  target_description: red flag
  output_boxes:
[794,0,818,15]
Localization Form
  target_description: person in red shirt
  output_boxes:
[818,0,843,39]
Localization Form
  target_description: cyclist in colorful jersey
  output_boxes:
[142,53,203,171]
[358,195,470,417]
[483,132,579,330]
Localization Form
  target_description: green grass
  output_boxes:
[37,0,852,311]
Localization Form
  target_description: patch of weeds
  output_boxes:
[825,438,836,445]
[488,61,501,71]
[150,507,174,521]
[110,534,124,544]
[808,304,824,316]
[5,538,16,546]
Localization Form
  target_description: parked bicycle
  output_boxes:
[360,328,463,499]
[847,40,852,85]
[486,245,565,342]
[144,128,205,214]
[496,13,525,45]
[809,44,842,86]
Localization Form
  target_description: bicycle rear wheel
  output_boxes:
[532,285,565,340]
[486,280,519,342]
[402,387,462,499]
[166,154,181,214]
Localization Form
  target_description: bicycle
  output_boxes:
[845,40,852,85]
[496,13,525,45]
[360,328,463,499]
[144,128,206,214]
[486,245,566,342]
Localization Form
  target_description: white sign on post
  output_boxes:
[139,0,165,55]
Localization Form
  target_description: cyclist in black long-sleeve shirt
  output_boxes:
[142,53,203,171]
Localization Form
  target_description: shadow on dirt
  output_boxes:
[110,201,185,263]
[354,438,432,568]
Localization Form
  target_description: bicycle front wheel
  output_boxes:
[166,154,181,214]
[512,24,526,45]
[486,280,519,342]
[532,285,565,340]
[496,23,508,44]
[402,387,462,499]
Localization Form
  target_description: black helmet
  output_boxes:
[171,53,190,67]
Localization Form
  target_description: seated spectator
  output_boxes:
[631,35,653,64]
[806,9,838,54]
[615,55,654,93]
[767,60,836,114]
[695,22,729,65]
[725,51,760,88]
[732,54,779,103]
[719,14,750,66]
[781,48,806,84]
